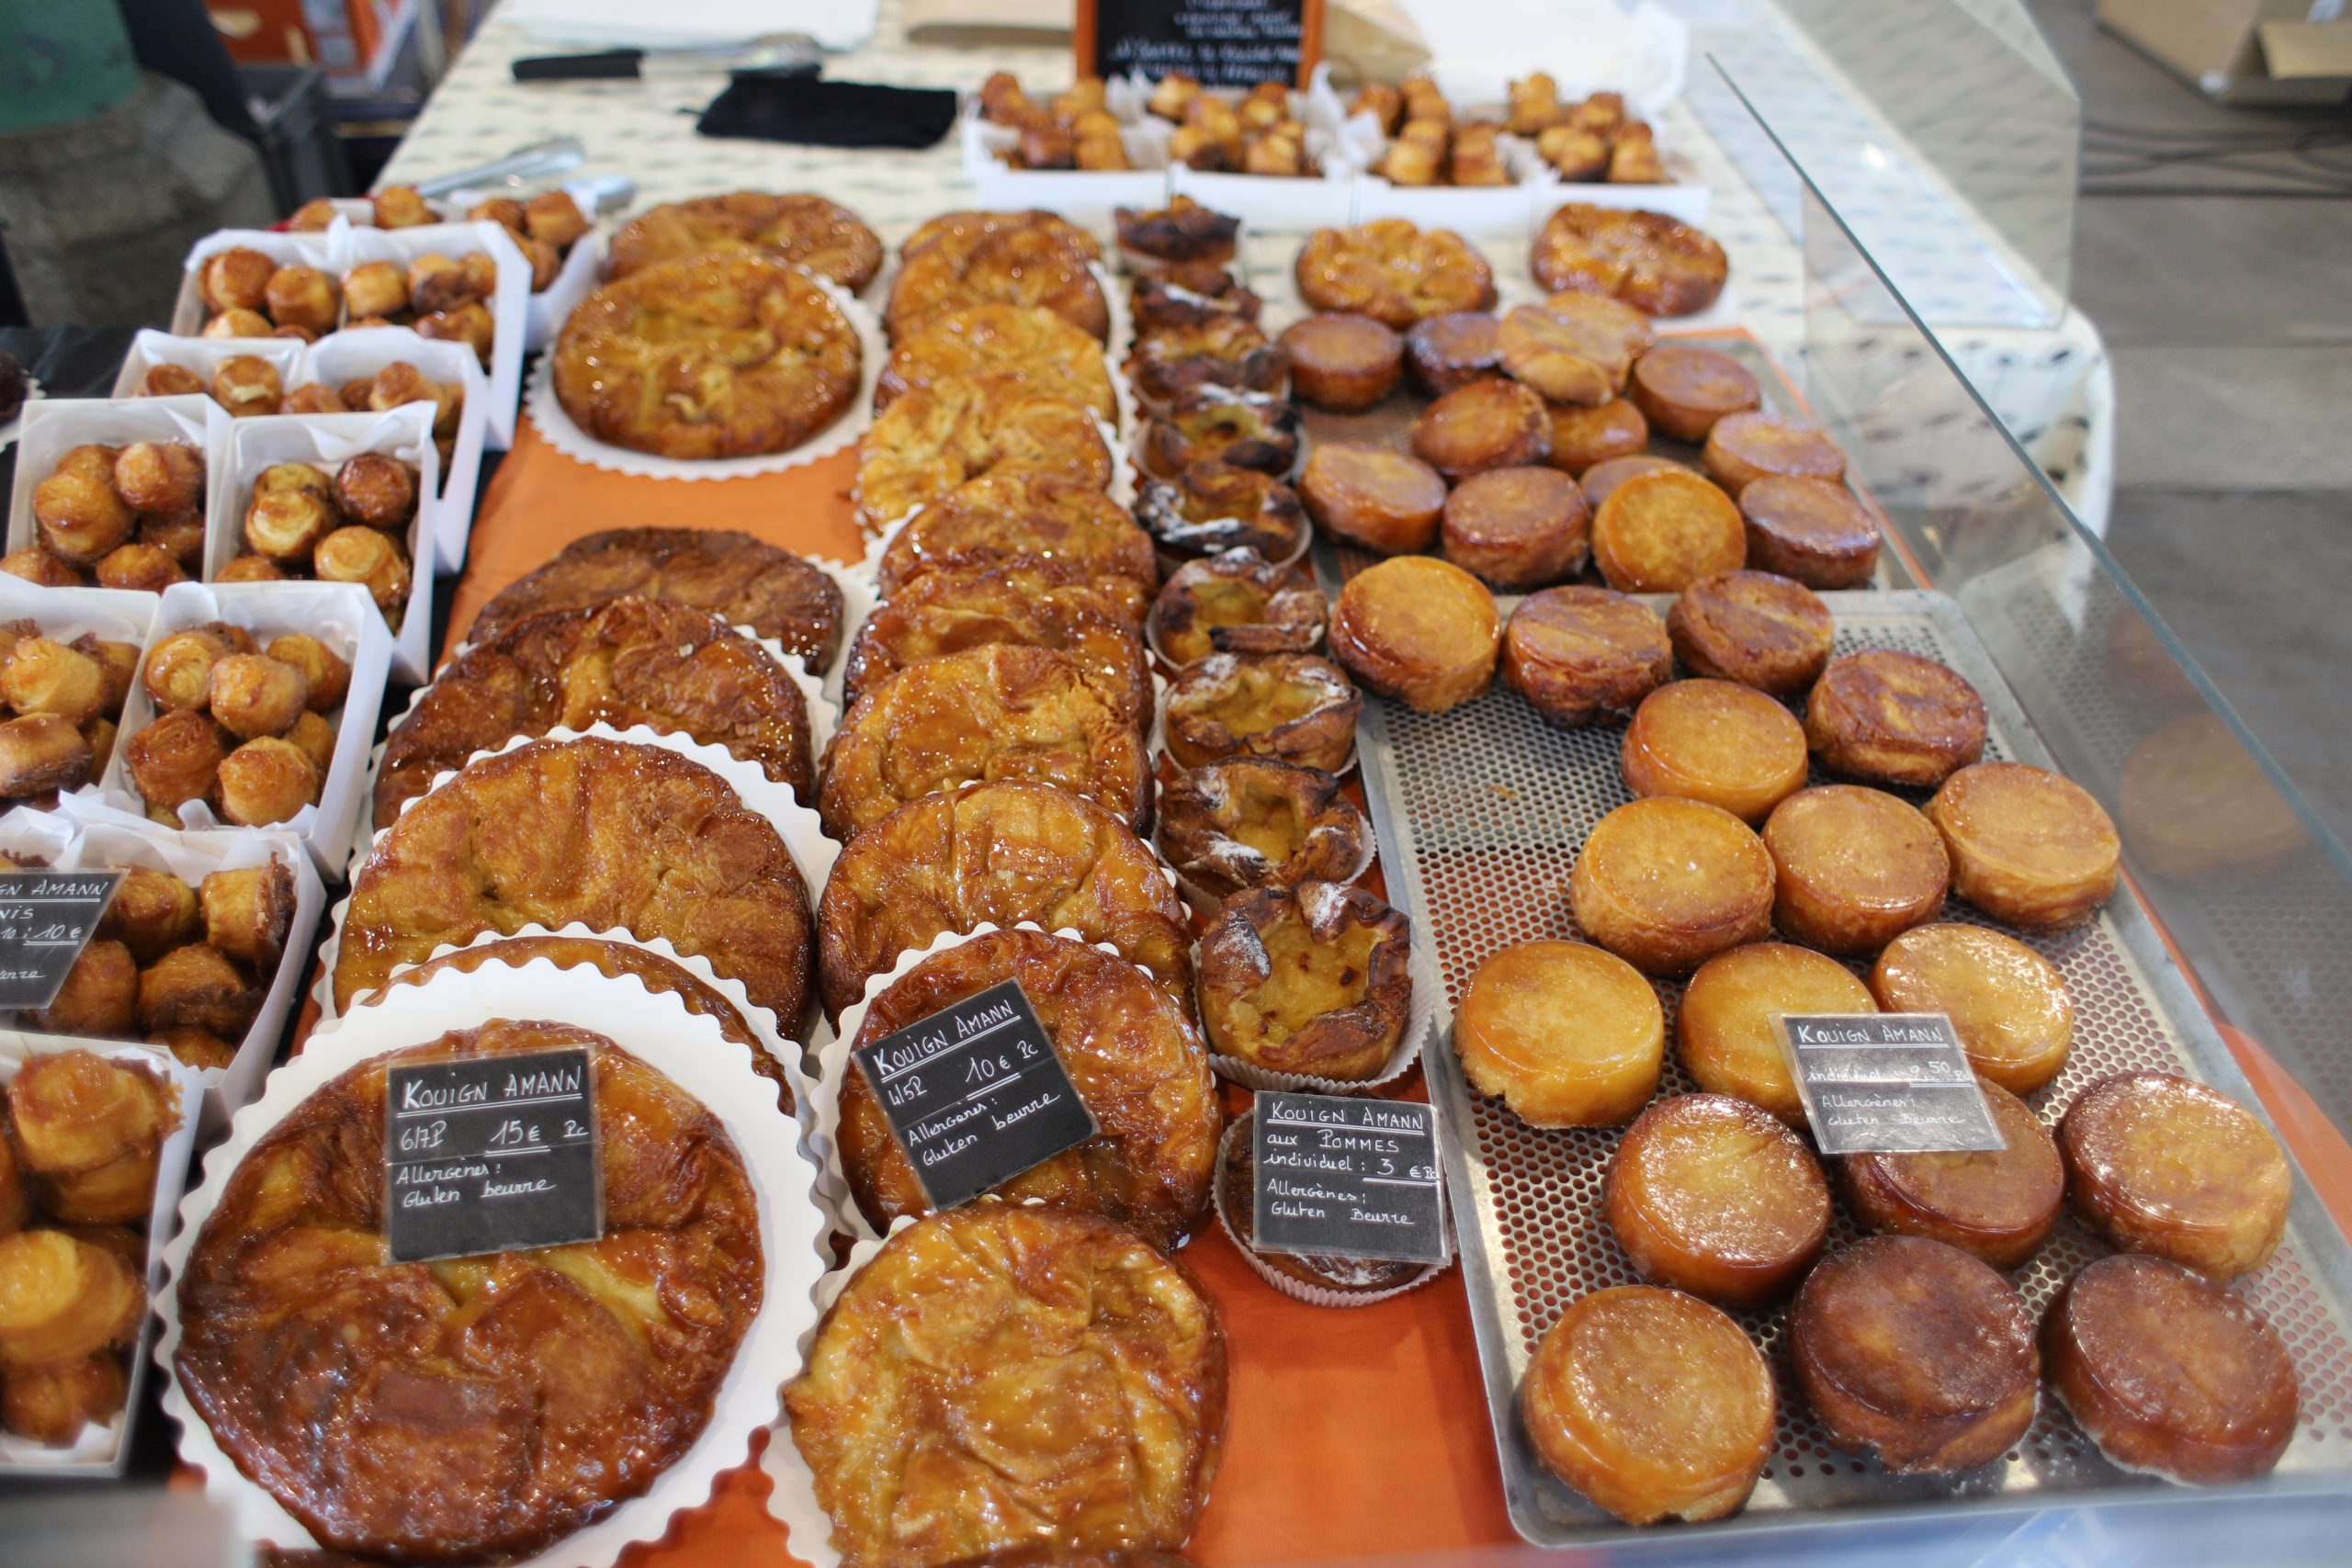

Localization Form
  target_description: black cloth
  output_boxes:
[697,73,958,149]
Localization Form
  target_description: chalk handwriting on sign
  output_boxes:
[1077,0,1326,90]
[1252,1090,1448,1265]
[851,979,1097,1213]
[384,1047,601,1262]
[1778,1012,2006,1156]
[0,871,124,1010]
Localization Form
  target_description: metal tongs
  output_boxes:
[409,139,637,216]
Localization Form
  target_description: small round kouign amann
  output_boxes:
[1501,586,1671,728]
[1442,466,1590,590]
[1404,310,1501,397]
[1409,378,1551,480]
[1298,443,1447,556]
[1740,475,1881,588]
[1620,679,1808,825]
[1842,1077,2064,1269]
[1329,557,1499,715]
[1570,797,1774,976]
[1627,343,1759,442]
[1605,1093,1831,1308]
[1197,881,1412,1081]
[1278,311,1404,412]
[1591,468,1746,593]
[1703,410,1845,495]
[1457,940,1662,1127]
[1678,942,1874,1126]
[1668,570,1834,696]
[2059,1070,2290,1279]
[1805,649,1987,789]
[1870,923,2072,1094]
[1761,784,1950,954]
[1926,761,2120,931]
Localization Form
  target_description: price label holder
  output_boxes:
[850,978,1097,1213]
[0,869,124,1010]
[1777,1012,2007,1156]
[1251,1090,1448,1266]
[385,1046,602,1263]
[1075,0,1326,89]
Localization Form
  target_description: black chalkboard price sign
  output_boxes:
[1777,1012,2006,1156]
[1077,0,1327,89]
[851,978,1098,1213]
[1252,1091,1448,1266]
[0,870,124,1010]
[384,1047,603,1264]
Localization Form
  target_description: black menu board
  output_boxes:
[385,1047,603,1263]
[0,870,123,1010]
[1078,0,1326,88]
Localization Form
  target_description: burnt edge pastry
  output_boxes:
[1196,881,1413,1081]
[1157,758,1369,902]
[1148,548,1328,665]
[1162,652,1361,773]
[1136,462,1309,564]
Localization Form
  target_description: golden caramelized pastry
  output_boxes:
[1219,1131,1424,1297]
[198,247,276,314]
[263,633,349,713]
[1678,942,1873,1125]
[2119,711,2309,883]
[1570,797,1774,976]
[377,934,796,1100]
[207,653,307,740]
[1457,940,1663,1126]
[1792,1235,2039,1473]
[1139,388,1301,480]
[1295,220,1498,328]
[816,781,1192,1018]
[6,1049,176,1226]
[1297,443,1447,556]
[1501,586,1672,727]
[28,940,137,1037]
[1762,784,1949,954]
[375,598,813,829]
[839,929,1216,1242]
[33,468,134,569]
[1158,759,1368,902]
[341,258,410,320]
[335,736,815,1022]
[1521,1286,1772,1526]
[467,526,844,666]
[552,254,860,460]
[1627,343,1759,443]
[175,1021,762,1563]
[1410,378,1550,479]
[331,451,417,528]
[1404,311,1501,398]
[854,382,1112,533]
[138,512,204,575]
[1329,557,1499,714]
[1126,316,1287,406]
[2,1350,127,1444]
[98,865,200,964]
[215,735,322,825]
[200,308,271,339]
[1927,761,2120,931]
[874,472,1151,596]
[1496,303,1628,406]
[2044,1254,2299,1483]
[311,526,412,615]
[141,625,245,712]
[141,363,207,398]
[1163,652,1360,773]
[140,945,258,1039]
[210,355,283,417]
[1591,468,1745,592]
[1532,204,1729,317]
[262,265,339,333]
[1278,313,1404,412]
[785,1205,1224,1568]
[1606,1093,1831,1307]
[0,711,90,795]
[2060,1071,2290,1278]
[243,485,334,564]
[1842,1079,2063,1268]
[2,636,105,724]
[1,549,81,589]
[1441,467,1590,589]
[149,1029,233,1069]
[1132,268,1263,337]
[1871,924,2072,1094]
[1546,399,1648,478]
[213,555,284,583]
[820,644,1150,841]
[1805,649,1986,788]
[112,442,204,513]
[0,1231,142,1369]
[415,301,495,364]
[605,191,883,290]
[525,189,591,251]
[95,543,185,592]
[1703,411,1844,495]
[0,1108,23,1234]
[901,209,1101,265]
[1149,548,1326,664]
[370,183,433,227]
[1668,570,1835,697]
[1621,679,1808,824]
[887,221,1108,343]
[1135,461,1308,564]
[875,303,1116,418]
[1198,882,1410,1080]
[1115,196,1241,270]
[847,565,1148,720]
[198,860,295,968]
[285,710,332,776]
[123,708,225,818]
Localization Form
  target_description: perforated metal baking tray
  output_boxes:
[1328,573,2352,1547]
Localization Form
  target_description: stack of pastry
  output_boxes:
[121,621,349,829]
[0,619,139,808]
[220,453,421,622]
[0,1048,179,1446]
[10,438,207,592]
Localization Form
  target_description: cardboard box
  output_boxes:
[207,0,411,90]
[2098,0,2352,104]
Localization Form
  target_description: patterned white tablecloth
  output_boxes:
[378,0,2110,530]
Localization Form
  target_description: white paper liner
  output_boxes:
[212,404,441,681]
[154,959,831,1565]
[108,330,308,405]
[758,1220,900,1567]
[815,554,876,709]
[526,274,883,482]
[1197,904,1441,1095]
[6,396,233,586]
[523,228,605,354]
[96,579,391,878]
[0,371,40,453]
[0,578,158,648]
[35,794,323,1130]
[808,920,1204,1242]
[290,327,491,575]
[1210,1116,1451,1309]
[319,725,837,1033]
[0,1040,203,1474]
[369,920,853,1231]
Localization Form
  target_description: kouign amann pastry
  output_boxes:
[1501,586,1672,728]
[1148,548,1327,664]
[1197,882,1412,1080]
[1329,557,1500,714]
[875,303,1116,418]
[1532,203,1728,316]
[874,472,1153,597]
[2060,1070,2290,1279]
[1457,940,1663,1127]
[605,190,883,289]
[1294,220,1498,328]
[1157,758,1369,902]
[886,220,1108,342]
[1162,652,1361,773]
[845,564,1149,719]
[854,382,1112,533]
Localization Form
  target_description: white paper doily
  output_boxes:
[0,373,43,454]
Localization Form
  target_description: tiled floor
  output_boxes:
[2028,0,2352,845]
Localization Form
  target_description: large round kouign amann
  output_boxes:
[886,221,1109,343]
[175,1020,763,1564]
[875,304,1116,418]
[375,597,815,829]
[818,644,1152,842]
[785,1205,1225,1568]
[552,254,862,461]
[1294,220,1497,328]
[838,928,1218,1246]
[1531,204,1728,317]
[854,381,1112,534]
[816,780,1192,1017]
[604,190,883,290]
[465,526,845,667]
[874,472,1154,598]
[334,736,815,1025]
[843,564,1150,720]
